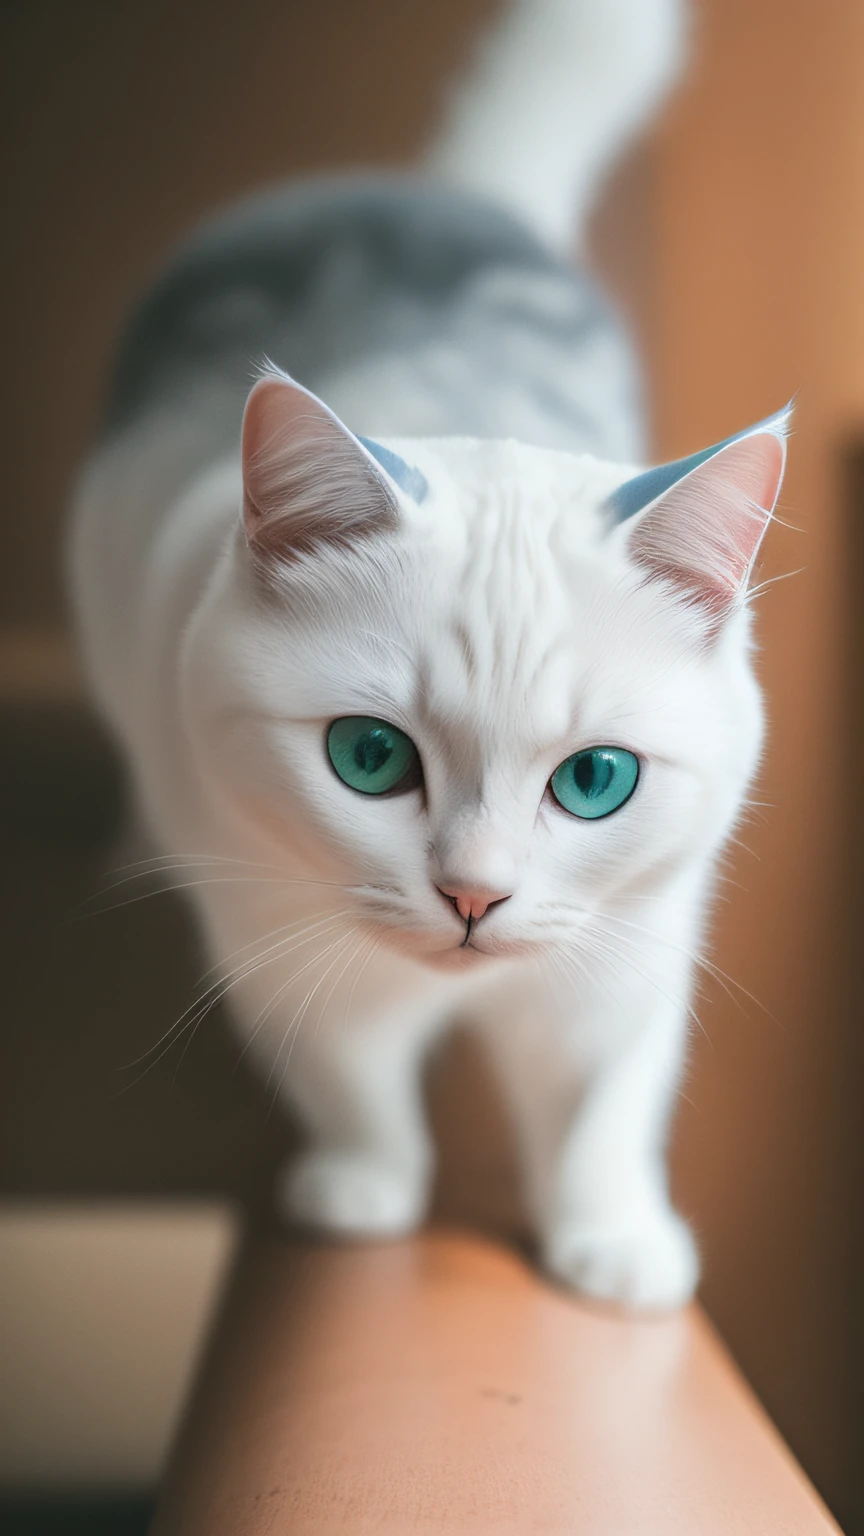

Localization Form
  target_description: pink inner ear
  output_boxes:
[240,374,398,563]
[743,431,785,517]
[242,376,293,526]
[629,430,786,620]
[242,375,342,529]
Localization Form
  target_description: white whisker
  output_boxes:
[597,909,770,1019]
[85,871,350,918]
[118,913,350,1085]
[268,929,361,1115]
[239,927,354,1081]
[169,916,354,1085]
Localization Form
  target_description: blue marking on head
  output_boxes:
[357,435,428,504]
[605,404,793,525]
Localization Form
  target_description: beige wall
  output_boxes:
[0,1205,238,1488]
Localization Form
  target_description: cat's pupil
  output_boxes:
[354,729,392,776]
[574,751,613,798]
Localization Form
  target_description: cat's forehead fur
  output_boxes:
[386,438,631,744]
[390,434,629,534]
[245,435,721,775]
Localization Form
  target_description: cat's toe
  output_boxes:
[544,1209,698,1311]
[278,1150,426,1237]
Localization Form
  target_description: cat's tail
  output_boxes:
[424,0,686,249]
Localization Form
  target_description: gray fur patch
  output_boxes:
[104,174,643,463]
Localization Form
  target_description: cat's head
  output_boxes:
[184,370,788,970]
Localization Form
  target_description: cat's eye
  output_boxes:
[550,746,639,820]
[327,716,421,796]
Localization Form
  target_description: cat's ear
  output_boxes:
[608,407,791,625]
[241,371,405,565]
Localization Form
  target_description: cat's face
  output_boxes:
[184,375,786,971]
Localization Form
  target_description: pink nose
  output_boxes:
[437,886,512,923]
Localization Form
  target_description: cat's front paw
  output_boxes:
[544,1208,698,1311]
[278,1150,426,1238]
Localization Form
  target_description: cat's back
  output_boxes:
[104,175,641,459]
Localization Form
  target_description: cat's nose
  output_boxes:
[436,885,512,923]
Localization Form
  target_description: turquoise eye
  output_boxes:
[550,747,639,820]
[327,717,420,796]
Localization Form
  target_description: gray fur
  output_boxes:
[105,174,644,463]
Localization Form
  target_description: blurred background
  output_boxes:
[1,1,862,1531]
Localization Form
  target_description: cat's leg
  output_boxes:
[276,1004,443,1237]
[539,1011,698,1309]
[479,940,698,1309]
[233,952,449,1237]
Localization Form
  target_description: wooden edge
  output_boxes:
[151,1230,842,1535]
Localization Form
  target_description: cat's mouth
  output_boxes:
[358,891,524,966]
[377,921,504,969]
[427,929,528,970]
[423,941,497,972]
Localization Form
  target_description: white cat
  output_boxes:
[70,0,787,1308]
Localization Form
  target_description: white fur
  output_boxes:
[70,395,783,1311]
[426,0,687,247]
[68,0,776,1312]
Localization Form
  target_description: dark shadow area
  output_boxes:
[0,1498,154,1536]
[0,702,297,1209]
